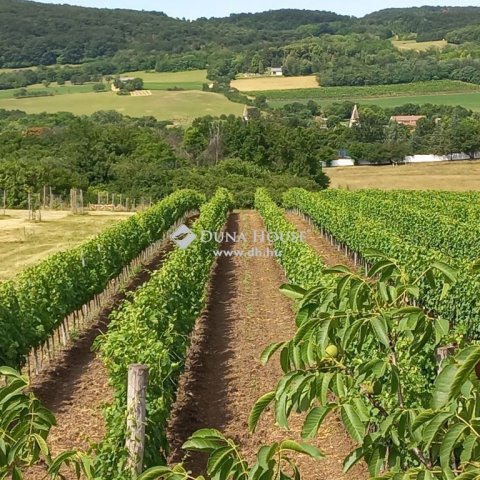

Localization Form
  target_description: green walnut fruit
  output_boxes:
[325,345,339,358]
[365,381,382,396]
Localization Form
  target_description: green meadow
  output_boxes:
[250,80,480,110]
[121,69,208,90]
[0,90,243,124]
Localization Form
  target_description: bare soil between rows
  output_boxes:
[167,210,367,479]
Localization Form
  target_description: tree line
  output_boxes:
[2,100,480,210]
[275,100,480,163]
[0,109,323,209]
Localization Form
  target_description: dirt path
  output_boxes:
[284,212,357,270]
[168,210,366,479]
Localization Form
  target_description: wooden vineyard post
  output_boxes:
[2,189,5,216]
[28,191,32,220]
[126,364,148,476]
[79,189,84,215]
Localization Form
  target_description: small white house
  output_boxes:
[321,158,355,168]
[271,67,283,77]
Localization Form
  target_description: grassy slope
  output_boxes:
[0,90,243,123]
[0,210,132,281]
[0,70,234,122]
[326,160,480,191]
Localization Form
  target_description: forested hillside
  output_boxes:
[2,2,480,83]
[0,1,350,67]
[363,6,480,41]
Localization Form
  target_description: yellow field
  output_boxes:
[0,210,133,281]
[231,75,319,92]
[392,39,450,51]
[326,161,480,191]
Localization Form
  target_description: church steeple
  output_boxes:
[349,104,359,128]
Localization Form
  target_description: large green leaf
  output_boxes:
[279,284,307,300]
[279,440,324,460]
[248,392,275,433]
[370,316,390,348]
[439,422,467,469]
[432,261,458,283]
[207,446,235,476]
[343,447,364,473]
[432,364,457,409]
[260,342,285,365]
[301,405,332,439]
[422,411,453,449]
[449,346,480,402]
[341,405,365,444]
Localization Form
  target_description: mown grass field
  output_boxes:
[326,160,480,191]
[231,75,318,91]
[0,90,243,123]
[122,69,207,90]
[0,210,133,281]
[391,39,450,51]
[251,80,480,110]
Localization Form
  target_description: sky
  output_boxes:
[34,0,480,19]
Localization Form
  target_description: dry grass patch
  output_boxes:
[326,160,480,191]
[392,39,450,51]
[231,75,319,92]
[0,209,133,281]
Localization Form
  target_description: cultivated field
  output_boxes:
[0,90,243,123]
[0,209,132,281]
[391,39,450,51]
[253,80,480,109]
[231,75,319,92]
[325,160,480,191]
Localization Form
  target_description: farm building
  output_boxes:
[390,115,426,128]
[270,67,283,76]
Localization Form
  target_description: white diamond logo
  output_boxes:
[171,224,197,249]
